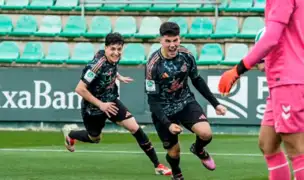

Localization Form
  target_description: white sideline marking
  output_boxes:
[0,148,263,157]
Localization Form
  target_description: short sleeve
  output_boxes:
[145,51,160,94]
[268,0,295,25]
[80,50,103,85]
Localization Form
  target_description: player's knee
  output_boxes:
[197,131,212,141]
[258,138,280,154]
[89,135,101,143]
[168,145,181,158]
[281,133,304,158]
[119,117,139,134]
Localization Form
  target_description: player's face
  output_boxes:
[161,35,180,58]
[105,44,123,63]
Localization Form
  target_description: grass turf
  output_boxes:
[0,131,271,180]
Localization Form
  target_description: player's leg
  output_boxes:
[152,113,184,180]
[62,111,106,152]
[179,101,215,171]
[111,99,172,176]
[258,96,291,180]
[272,85,304,180]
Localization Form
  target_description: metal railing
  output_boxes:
[79,0,221,18]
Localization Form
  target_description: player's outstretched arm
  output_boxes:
[116,72,134,83]
[218,0,295,95]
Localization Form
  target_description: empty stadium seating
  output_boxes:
[0,0,264,67]
[0,0,265,13]
[0,14,264,40]
[0,41,252,66]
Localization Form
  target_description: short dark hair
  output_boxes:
[159,22,180,36]
[105,32,124,46]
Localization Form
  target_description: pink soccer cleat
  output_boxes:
[190,143,216,171]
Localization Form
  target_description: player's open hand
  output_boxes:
[169,123,183,135]
[99,102,119,118]
[215,104,227,116]
[218,66,240,96]
[117,75,134,84]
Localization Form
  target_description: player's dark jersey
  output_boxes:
[145,46,219,128]
[145,46,198,116]
[80,50,118,115]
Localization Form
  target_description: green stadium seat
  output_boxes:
[0,41,19,63]
[114,16,136,38]
[181,44,197,59]
[175,0,201,12]
[221,44,248,65]
[168,17,188,37]
[124,0,152,12]
[0,15,12,35]
[100,0,126,11]
[75,0,101,11]
[145,43,161,63]
[17,42,43,64]
[27,0,53,10]
[83,16,111,38]
[10,15,37,36]
[225,0,253,12]
[60,16,86,37]
[35,16,61,37]
[2,0,28,10]
[42,42,69,64]
[150,0,177,12]
[250,0,265,12]
[184,17,213,38]
[68,43,94,64]
[211,17,238,38]
[197,43,223,65]
[134,17,161,39]
[200,0,228,12]
[237,17,264,38]
[120,43,145,65]
[51,0,78,10]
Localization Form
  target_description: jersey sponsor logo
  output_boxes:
[207,76,248,119]
[84,69,96,83]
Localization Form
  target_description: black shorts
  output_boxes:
[152,100,208,149]
[81,99,133,137]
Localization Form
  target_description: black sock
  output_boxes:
[195,136,212,158]
[69,130,94,143]
[132,128,160,168]
[166,153,182,175]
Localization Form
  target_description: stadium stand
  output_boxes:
[0,0,265,66]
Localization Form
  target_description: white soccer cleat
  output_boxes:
[62,124,79,152]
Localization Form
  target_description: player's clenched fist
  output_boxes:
[99,102,119,118]
[169,123,183,135]
[215,105,227,116]
[218,66,240,96]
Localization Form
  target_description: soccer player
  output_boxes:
[218,0,304,179]
[62,32,172,176]
[145,22,227,180]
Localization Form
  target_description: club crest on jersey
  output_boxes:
[181,63,187,72]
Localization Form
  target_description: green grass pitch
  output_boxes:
[0,131,273,180]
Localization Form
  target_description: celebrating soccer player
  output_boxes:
[218,1,304,179]
[61,32,172,176]
[145,22,227,180]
